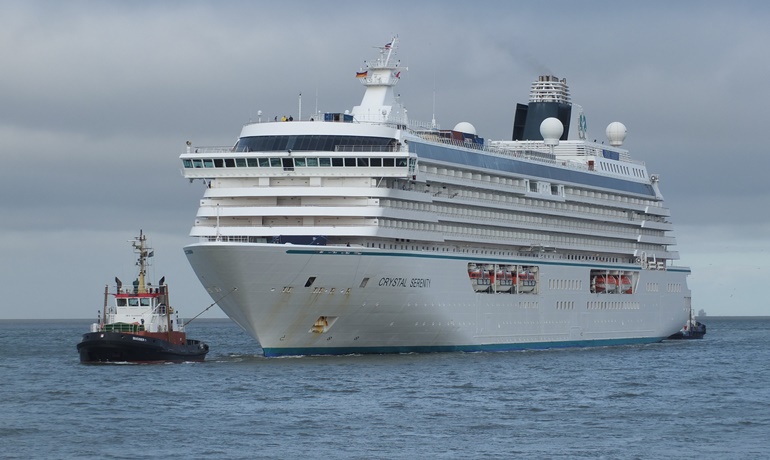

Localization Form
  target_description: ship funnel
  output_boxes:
[512,75,572,141]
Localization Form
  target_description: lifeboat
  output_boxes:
[619,275,633,294]
[495,268,514,293]
[468,263,491,292]
[592,275,618,293]
[517,270,537,293]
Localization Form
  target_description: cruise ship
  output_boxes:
[180,38,691,357]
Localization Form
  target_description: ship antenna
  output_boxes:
[385,36,395,64]
[132,230,149,294]
[432,86,437,129]
[298,92,302,121]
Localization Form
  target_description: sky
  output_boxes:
[1,0,769,319]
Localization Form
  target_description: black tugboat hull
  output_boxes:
[666,331,706,340]
[77,332,209,363]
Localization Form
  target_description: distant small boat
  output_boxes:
[667,309,706,340]
[77,231,209,363]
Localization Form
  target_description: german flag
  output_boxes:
[356,70,368,78]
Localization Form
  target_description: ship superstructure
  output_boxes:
[179,38,691,356]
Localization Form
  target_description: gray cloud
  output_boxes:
[2,0,769,318]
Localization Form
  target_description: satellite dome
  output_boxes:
[606,122,627,146]
[540,117,563,146]
[453,122,477,135]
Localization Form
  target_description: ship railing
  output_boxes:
[115,286,163,295]
[414,133,593,168]
[186,145,404,155]
[334,145,400,153]
[187,146,234,154]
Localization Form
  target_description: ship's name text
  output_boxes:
[379,277,431,288]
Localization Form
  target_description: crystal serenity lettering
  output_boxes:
[379,277,431,288]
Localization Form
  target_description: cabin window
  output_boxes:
[306,157,319,167]
[203,159,214,168]
[235,158,247,167]
[214,158,224,168]
[383,158,395,167]
[332,157,344,167]
[270,158,281,167]
[183,159,193,168]
[371,158,382,167]
[247,158,258,167]
[140,298,150,306]
[128,298,139,307]
[357,158,369,167]
[117,298,127,306]
[319,158,331,167]
[294,158,306,167]
[344,158,356,167]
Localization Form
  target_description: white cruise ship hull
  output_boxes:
[185,242,690,356]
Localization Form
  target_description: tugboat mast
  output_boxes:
[132,230,149,294]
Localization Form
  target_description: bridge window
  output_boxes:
[234,135,394,153]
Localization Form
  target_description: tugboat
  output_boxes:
[667,309,707,340]
[77,231,209,363]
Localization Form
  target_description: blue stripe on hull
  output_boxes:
[262,336,666,357]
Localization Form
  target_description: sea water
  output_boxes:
[1,317,768,459]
